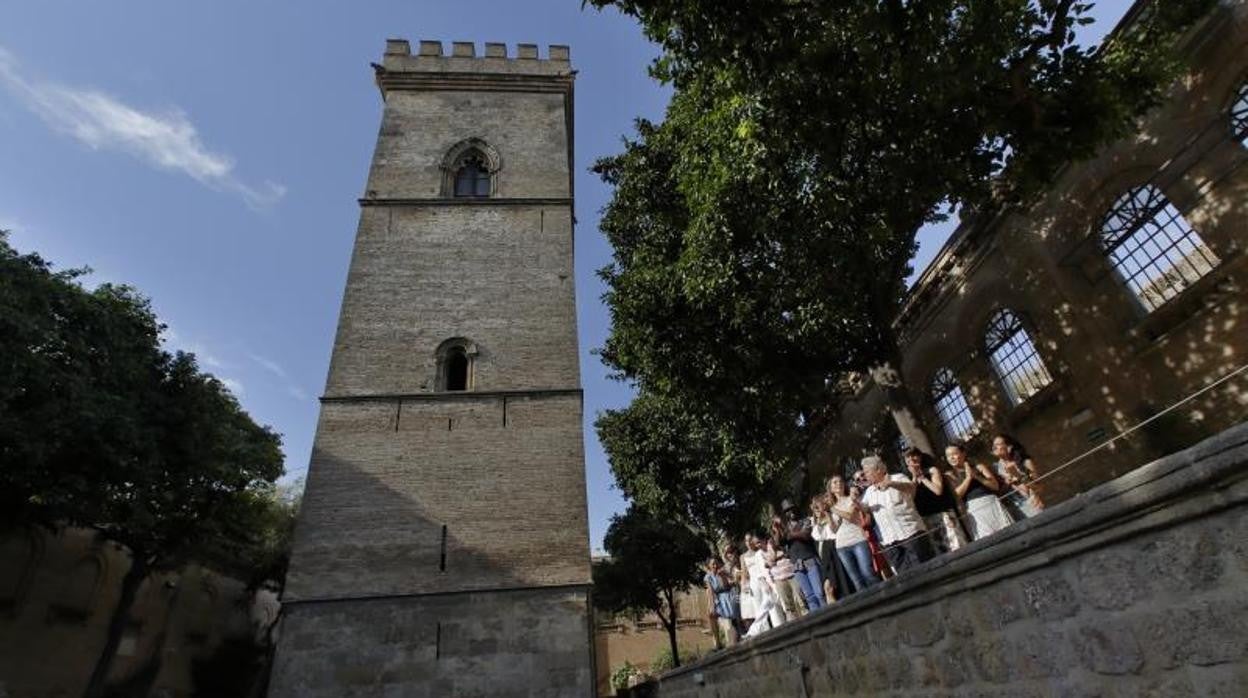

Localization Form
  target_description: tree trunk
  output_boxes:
[661,589,681,668]
[666,619,681,669]
[869,331,936,457]
[83,553,148,698]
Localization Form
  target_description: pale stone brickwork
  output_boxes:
[270,39,593,697]
[807,0,1248,504]
[629,422,1248,698]
[276,587,592,698]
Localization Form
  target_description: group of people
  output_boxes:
[703,433,1045,646]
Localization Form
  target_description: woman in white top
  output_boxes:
[740,533,783,636]
[825,475,881,594]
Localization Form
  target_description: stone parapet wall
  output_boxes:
[630,422,1248,697]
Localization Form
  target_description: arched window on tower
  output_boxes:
[930,368,976,443]
[436,339,477,392]
[445,347,469,391]
[1099,185,1218,312]
[454,154,492,198]
[1231,81,1248,147]
[985,309,1053,406]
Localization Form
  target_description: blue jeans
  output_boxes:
[837,542,880,594]
[793,558,824,611]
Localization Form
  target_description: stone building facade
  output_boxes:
[0,526,278,697]
[268,40,595,697]
[807,0,1248,504]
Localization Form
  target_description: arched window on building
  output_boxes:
[930,368,976,443]
[985,309,1053,406]
[436,338,477,392]
[441,138,500,198]
[1099,185,1219,312]
[454,154,492,198]
[1231,81,1248,147]
[445,347,469,391]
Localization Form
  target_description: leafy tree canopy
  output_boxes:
[588,0,1216,531]
[593,505,708,667]
[0,231,286,697]
[0,231,284,563]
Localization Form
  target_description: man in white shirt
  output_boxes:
[860,456,935,573]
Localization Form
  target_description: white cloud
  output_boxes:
[248,352,288,379]
[220,377,245,396]
[249,352,313,402]
[287,385,310,401]
[0,46,284,210]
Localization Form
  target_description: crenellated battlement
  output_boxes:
[377,38,573,86]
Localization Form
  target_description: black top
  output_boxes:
[964,473,996,501]
[912,473,958,516]
[783,517,819,561]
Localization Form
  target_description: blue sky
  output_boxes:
[0,1,1133,553]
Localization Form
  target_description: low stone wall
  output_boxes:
[629,422,1248,697]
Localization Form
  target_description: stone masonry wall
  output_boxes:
[270,586,593,698]
[325,204,579,397]
[284,391,590,601]
[632,422,1248,697]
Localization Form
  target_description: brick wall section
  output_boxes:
[325,205,579,396]
[284,392,590,600]
[364,90,571,200]
[626,422,1248,697]
[270,586,593,698]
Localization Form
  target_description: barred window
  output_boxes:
[985,309,1053,406]
[1232,81,1248,146]
[1099,185,1218,312]
[930,368,975,442]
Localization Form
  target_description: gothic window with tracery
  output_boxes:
[454,154,491,198]
[985,309,1052,406]
[1099,185,1218,312]
[930,368,976,442]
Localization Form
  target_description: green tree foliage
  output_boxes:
[0,232,286,697]
[596,391,781,535]
[593,505,708,669]
[588,0,1216,531]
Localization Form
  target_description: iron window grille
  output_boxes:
[985,309,1053,406]
[930,368,976,442]
[1232,81,1248,146]
[1099,185,1218,313]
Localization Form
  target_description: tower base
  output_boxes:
[269,585,594,697]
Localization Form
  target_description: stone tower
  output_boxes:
[268,39,594,697]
